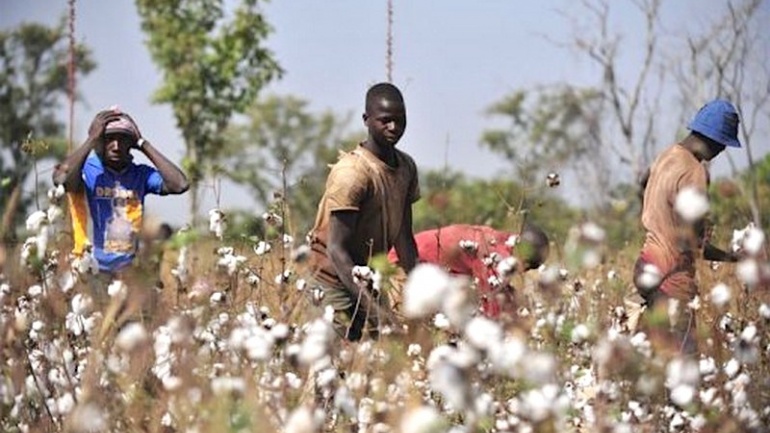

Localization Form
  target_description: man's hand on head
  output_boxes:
[87,109,121,141]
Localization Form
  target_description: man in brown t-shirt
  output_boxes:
[308,82,419,341]
[634,99,740,354]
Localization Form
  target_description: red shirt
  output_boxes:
[389,224,516,317]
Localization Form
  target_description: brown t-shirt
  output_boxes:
[640,143,708,283]
[309,144,420,288]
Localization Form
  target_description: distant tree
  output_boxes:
[480,86,605,199]
[413,168,577,244]
[221,94,362,234]
[135,0,283,225]
[0,20,95,242]
[481,0,665,209]
[671,0,770,226]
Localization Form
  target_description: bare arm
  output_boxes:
[122,113,189,195]
[326,210,367,303]
[137,139,189,195]
[704,243,738,262]
[52,110,120,191]
[393,205,418,272]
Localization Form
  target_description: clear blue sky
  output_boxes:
[2,0,764,225]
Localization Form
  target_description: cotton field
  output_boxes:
[1,199,770,432]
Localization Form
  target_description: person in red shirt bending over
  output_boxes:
[388,223,549,318]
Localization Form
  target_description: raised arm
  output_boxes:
[135,139,189,195]
[122,113,189,195]
[52,110,120,191]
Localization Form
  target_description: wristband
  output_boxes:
[137,138,146,149]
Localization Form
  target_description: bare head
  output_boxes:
[363,82,407,147]
[517,223,550,271]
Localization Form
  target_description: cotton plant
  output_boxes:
[208,208,226,239]
[216,246,247,276]
[64,293,98,337]
[170,245,189,285]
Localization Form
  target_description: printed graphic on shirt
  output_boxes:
[103,182,136,254]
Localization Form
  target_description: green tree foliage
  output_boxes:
[0,20,95,242]
[413,168,577,244]
[710,153,770,236]
[480,86,605,195]
[135,0,283,224]
[221,94,363,235]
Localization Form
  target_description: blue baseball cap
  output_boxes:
[687,99,741,148]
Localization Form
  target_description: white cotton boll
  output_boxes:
[209,291,224,304]
[580,222,606,244]
[488,335,527,377]
[400,406,445,433]
[571,324,591,344]
[459,239,479,253]
[211,377,246,397]
[261,212,283,227]
[699,357,717,377]
[666,357,700,389]
[107,280,127,299]
[253,241,271,256]
[670,384,696,407]
[432,313,450,330]
[334,386,357,419]
[403,264,452,318]
[48,184,65,201]
[56,392,75,415]
[464,316,503,351]
[116,322,148,352]
[71,294,93,316]
[520,384,562,422]
[25,210,48,232]
[35,229,49,258]
[407,344,422,357]
[285,372,303,390]
[274,270,292,285]
[46,205,64,226]
[740,324,757,342]
[736,259,761,287]
[208,209,226,239]
[709,283,731,308]
[441,280,474,329]
[522,352,557,386]
[162,376,182,392]
[741,227,765,256]
[352,265,374,287]
[282,233,294,246]
[496,256,518,278]
[245,271,260,286]
[731,223,765,256]
[674,187,709,223]
[69,401,108,433]
[171,246,188,284]
[759,303,770,319]
[244,332,275,361]
[270,323,290,341]
[669,413,685,430]
[298,319,334,366]
[428,360,471,411]
[635,263,662,290]
[28,284,44,297]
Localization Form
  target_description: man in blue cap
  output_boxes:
[634,99,741,354]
